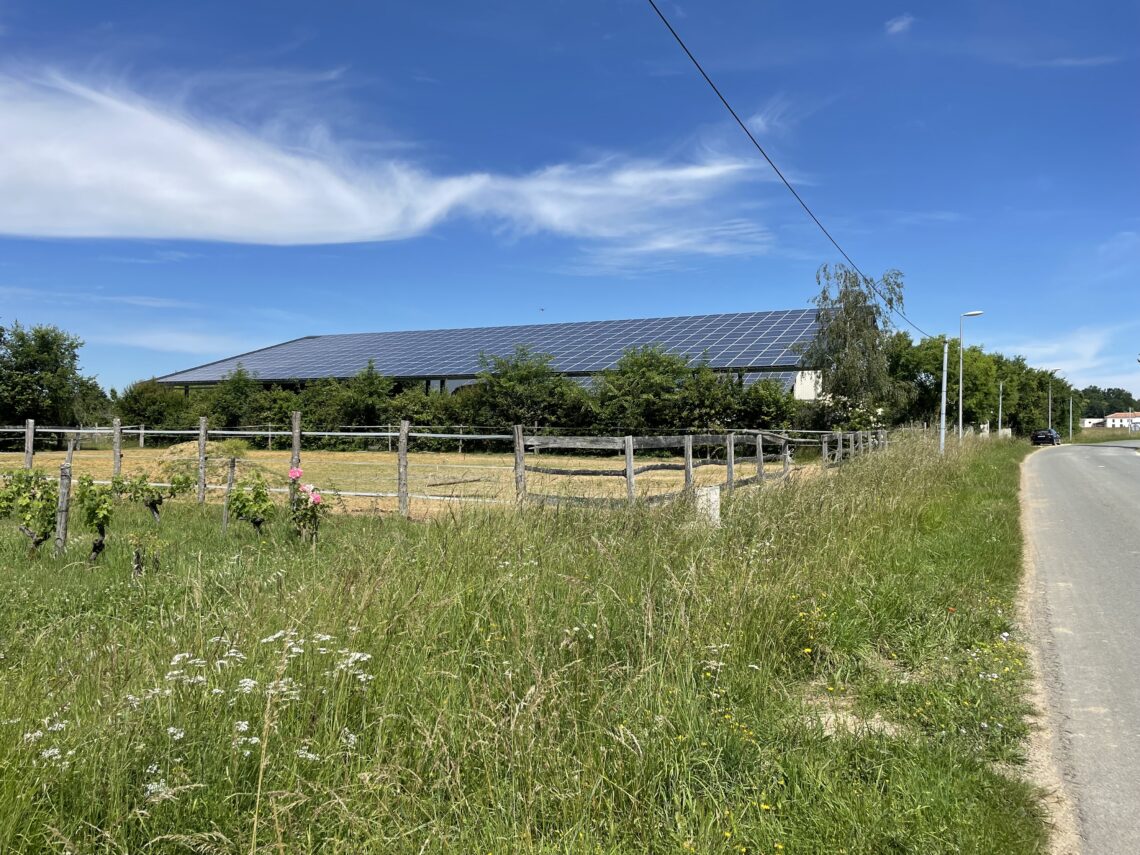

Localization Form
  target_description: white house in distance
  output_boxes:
[1080,417,1105,429]
[1104,411,1140,430]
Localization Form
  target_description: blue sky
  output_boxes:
[0,0,1136,394]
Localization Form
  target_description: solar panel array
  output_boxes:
[157,309,818,386]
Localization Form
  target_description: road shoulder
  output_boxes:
[1019,450,1081,855]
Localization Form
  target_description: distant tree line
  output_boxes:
[5,264,1136,441]
[112,347,799,437]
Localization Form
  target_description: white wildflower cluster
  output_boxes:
[331,650,374,684]
[266,677,302,701]
[340,728,358,751]
[236,678,258,694]
[23,730,44,744]
[144,778,174,802]
[295,744,321,762]
[233,734,261,756]
[234,720,250,733]
[166,726,185,742]
[260,629,296,645]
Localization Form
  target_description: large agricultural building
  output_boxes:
[157,308,822,400]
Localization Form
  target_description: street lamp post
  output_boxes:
[1048,369,1062,430]
[939,341,949,454]
[998,381,1003,433]
[959,311,984,440]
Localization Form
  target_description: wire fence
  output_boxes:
[1,416,888,518]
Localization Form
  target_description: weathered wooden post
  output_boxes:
[624,435,635,503]
[683,434,694,490]
[834,430,843,463]
[821,435,829,470]
[848,431,855,461]
[112,417,122,477]
[222,457,237,533]
[512,425,526,503]
[196,416,208,503]
[24,419,34,469]
[782,438,790,477]
[139,424,146,448]
[757,433,766,483]
[397,420,410,518]
[289,410,302,505]
[725,433,735,493]
[54,456,72,556]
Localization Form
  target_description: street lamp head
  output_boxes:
[961,310,984,318]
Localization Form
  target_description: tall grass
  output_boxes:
[0,437,1045,853]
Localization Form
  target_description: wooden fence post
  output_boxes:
[222,457,237,533]
[197,416,208,503]
[54,458,72,555]
[848,432,855,461]
[112,417,122,477]
[782,439,790,477]
[513,425,526,503]
[725,433,735,493]
[398,420,410,518]
[624,435,635,503]
[834,430,842,463]
[757,433,765,483]
[290,410,302,505]
[139,424,146,448]
[683,434,694,490]
[24,419,34,469]
[821,436,829,470]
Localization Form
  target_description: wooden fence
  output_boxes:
[2,416,889,547]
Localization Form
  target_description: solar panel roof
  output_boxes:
[156,309,818,386]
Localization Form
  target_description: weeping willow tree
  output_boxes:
[800,263,906,427]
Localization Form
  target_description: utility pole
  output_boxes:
[1069,396,1073,442]
[998,381,1003,433]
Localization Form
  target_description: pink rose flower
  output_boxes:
[310,492,322,505]
[288,467,303,480]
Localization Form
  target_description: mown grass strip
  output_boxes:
[0,437,1044,853]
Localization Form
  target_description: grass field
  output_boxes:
[1070,427,1138,444]
[0,437,1046,853]
[0,443,789,517]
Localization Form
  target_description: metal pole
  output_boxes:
[1049,378,1052,429]
[939,342,949,455]
[958,316,964,441]
[998,381,1003,433]
[1069,396,1073,442]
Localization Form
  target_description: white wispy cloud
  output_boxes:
[98,250,197,265]
[91,329,253,355]
[889,210,963,226]
[991,324,1140,388]
[747,95,797,137]
[0,70,770,263]
[1018,55,1120,68]
[885,14,915,36]
[0,285,199,310]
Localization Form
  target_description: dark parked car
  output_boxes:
[1031,428,1061,446]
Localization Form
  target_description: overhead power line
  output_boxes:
[644,0,931,338]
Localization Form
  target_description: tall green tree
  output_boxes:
[593,346,690,431]
[470,346,592,427]
[115,378,191,428]
[800,264,905,426]
[0,321,107,427]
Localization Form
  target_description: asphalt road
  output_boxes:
[1024,441,1140,853]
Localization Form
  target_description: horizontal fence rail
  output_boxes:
[2,415,890,535]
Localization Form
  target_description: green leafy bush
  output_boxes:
[229,473,273,534]
[0,470,58,549]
